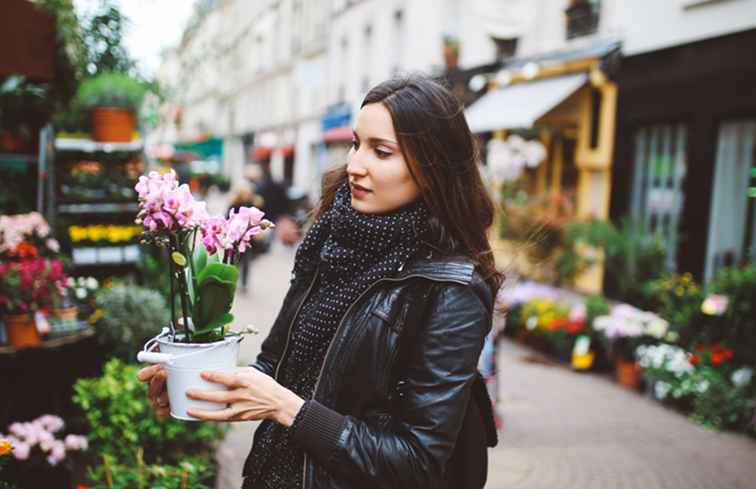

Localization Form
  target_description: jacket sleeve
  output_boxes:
[249,274,309,377]
[290,280,492,489]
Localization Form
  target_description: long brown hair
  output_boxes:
[315,75,503,297]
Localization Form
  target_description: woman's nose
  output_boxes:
[346,152,368,177]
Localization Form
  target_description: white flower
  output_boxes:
[86,277,98,289]
[654,381,671,400]
[75,288,87,300]
[731,368,753,388]
[526,316,538,331]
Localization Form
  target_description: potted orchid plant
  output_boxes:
[133,170,273,419]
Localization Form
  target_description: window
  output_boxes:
[705,119,756,281]
[491,37,518,62]
[565,0,600,40]
[630,124,688,271]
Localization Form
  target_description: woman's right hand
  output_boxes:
[137,364,170,417]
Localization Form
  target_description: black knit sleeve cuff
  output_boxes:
[290,400,347,461]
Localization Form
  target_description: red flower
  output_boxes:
[711,352,726,366]
[549,318,569,330]
[566,321,584,335]
[689,355,700,366]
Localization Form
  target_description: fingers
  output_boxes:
[186,407,238,421]
[147,372,166,399]
[186,388,234,404]
[137,364,163,382]
[200,370,244,388]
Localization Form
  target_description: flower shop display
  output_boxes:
[0,415,88,488]
[85,453,213,489]
[637,344,756,435]
[133,170,272,419]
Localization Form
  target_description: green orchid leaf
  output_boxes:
[195,262,238,329]
[193,312,234,337]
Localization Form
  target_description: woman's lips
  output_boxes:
[350,183,372,198]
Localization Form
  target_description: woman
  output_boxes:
[138,75,502,489]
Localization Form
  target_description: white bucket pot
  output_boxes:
[137,328,241,421]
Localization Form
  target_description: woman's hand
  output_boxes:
[137,364,170,417]
[185,368,305,427]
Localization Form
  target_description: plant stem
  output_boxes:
[168,245,177,340]
[173,234,192,342]
[102,454,113,489]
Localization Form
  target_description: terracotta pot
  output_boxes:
[91,107,135,142]
[4,313,41,348]
[53,306,78,321]
[615,359,642,390]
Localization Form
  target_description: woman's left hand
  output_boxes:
[186,367,304,427]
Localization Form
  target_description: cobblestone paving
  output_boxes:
[215,243,756,489]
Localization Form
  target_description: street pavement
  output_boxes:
[214,243,756,489]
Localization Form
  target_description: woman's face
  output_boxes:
[346,103,421,214]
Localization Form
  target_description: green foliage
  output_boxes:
[704,263,756,367]
[192,262,238,342]
[642,272,703,346]
[93,285,170,362]
[585,295,610,326]
[76,72,147,112]
[72,359,227,466]
[82,0,135,77]
[689,367,756,434]
[557,217,668,302]
[86,453,213,489]
[0,76,52,131]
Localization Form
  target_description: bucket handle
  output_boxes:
[136,328,241,365]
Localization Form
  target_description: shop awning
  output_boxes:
[324,126,353,144]
[465,73,588,133]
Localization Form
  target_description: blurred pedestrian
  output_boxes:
[140,75,501,489]
[246,163,303,247]
[227,188,267,294]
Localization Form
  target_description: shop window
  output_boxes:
[565,0,601,40]
[630,124,688,271]
[705,119,756,281]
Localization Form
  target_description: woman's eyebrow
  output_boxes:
[352,129,398,146]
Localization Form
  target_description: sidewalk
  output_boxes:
[215,244,756,489]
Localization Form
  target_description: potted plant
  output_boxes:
[134,170,273,420]
[76,72,147,142]
[593,304,670,390]
[0,258,69,348]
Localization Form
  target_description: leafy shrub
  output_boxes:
[72,358,227,466]
[558,218,668,303]
[642,272,703,346]
[76,72,146,113]
[93,284,169,362]
[706,263,756,367]
[86,452,213,489]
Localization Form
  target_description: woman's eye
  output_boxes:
[374,148,391,158]
[351,139,359,149]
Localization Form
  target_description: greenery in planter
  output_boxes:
[642,272,703,347]
[92,285,170,362]
[72,359,227,467]
[557,217,668,303]
[76,72,147,113]
[705,263,756,367]
[86,452,213,489]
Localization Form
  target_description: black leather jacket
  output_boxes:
[249,255,494,489]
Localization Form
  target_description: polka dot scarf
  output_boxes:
[244,181,430,488]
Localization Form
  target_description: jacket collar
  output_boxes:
[396,255,475,284]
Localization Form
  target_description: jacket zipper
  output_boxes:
[274,269,320,382]
[302,272,467,489]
